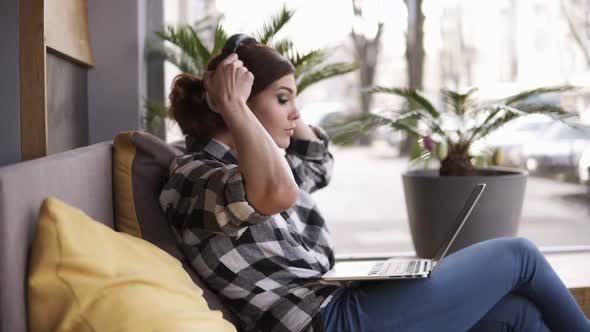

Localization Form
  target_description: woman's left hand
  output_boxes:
[292,118,320,141]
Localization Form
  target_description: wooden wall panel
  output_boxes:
[571,287,590,318]
[45,0,94,67]
[20,0,93,160]
[20,0,47,161]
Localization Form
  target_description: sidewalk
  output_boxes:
[312,141,590,255]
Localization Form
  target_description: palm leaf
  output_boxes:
[441,87,478,117]
[503,85,575,105]
[323,112,373,144]
[292,50,326,78]
[328,121,368,145]
[270,39,327,79]
[364,87,446,137]
[411,137,433,162]
[389,119,424,138]
[467,105,524,143]
[211,24,228,57]
[471,103,573,142]
[296,62,360,94]
[148,44,199,74]
[291,49,325,68]
[144,98,169,134]
[472,113,521,143]
[510,102,572,118]
[155,24,211,73]
[365,87,440,119]
[155,26,198,71]
[156,25,194,54]
[271,38,295,57]
[255,4,295,44]
[144,98,168,119]
[185,24,211,69]
[327,110,424,145]
[323,113,365,144]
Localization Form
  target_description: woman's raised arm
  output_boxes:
[204,53,299,215]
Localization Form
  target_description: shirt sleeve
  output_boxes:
[159,156,271,238]
[285,125,334,194]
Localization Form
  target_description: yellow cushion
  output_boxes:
[27,197,236,332]
[112,131,141,237]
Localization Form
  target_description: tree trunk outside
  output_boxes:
[400,0,425,155]
[508,0,519,81]
[561,0,590,67]
[359,91,374,146]
[406,0,425,91]
[351,0,383,146]
[358,48,379,145]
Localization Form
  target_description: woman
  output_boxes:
[159,34,590,332]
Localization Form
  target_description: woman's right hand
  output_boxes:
[203,55,299,216]
[203,53,254,115]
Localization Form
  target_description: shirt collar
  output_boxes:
[186,136,238,164]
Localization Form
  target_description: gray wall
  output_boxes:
[46,52,89,154]
[87,0,155,144]
[0,0,21,167]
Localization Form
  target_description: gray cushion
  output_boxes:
[0,142,114,332]
[112,131,184,258]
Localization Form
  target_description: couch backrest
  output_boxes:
[0,142,114,332]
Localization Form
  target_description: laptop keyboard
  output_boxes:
[368,260,423,276]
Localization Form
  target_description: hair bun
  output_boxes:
[168,73,224,143]
[170,73,205,103]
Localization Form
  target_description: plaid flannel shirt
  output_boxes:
[159,126,339,332]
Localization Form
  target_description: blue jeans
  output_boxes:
[321,237,590,331]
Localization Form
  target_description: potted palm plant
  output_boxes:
[329,85,576,258]
[144,5,360,137]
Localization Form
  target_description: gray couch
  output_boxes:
[0,141,238,331]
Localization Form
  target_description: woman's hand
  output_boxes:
[203,54,299,215]
[203,53,254,115]
[292,117,320,141]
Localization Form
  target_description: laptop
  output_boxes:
[321,183,486,282]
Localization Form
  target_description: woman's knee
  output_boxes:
[509,237,539,254]
[493,237,540,257]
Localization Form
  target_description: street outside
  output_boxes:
[312,140,590,255]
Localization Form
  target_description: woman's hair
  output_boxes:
[168,42,295,143]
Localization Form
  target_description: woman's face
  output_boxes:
[248,74,300,149]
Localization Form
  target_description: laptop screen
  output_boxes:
[430,183,486,273]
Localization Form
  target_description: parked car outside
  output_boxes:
[521,121,590,179]
[298,101,349,127]
[480,114,555,167]
[298,101,355,141]
[578,146,590,184]
[574,107,590,183]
